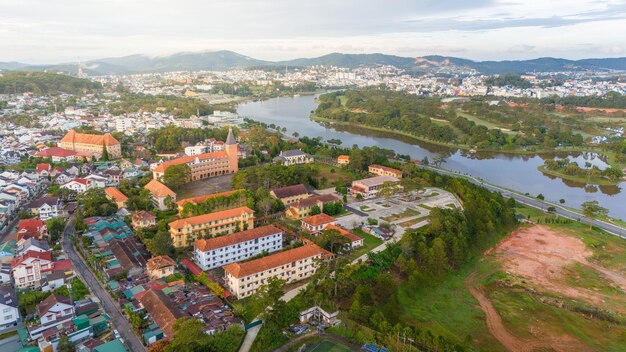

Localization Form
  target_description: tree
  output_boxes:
[378,181,400,205]
[536,193,545,200]
[149,230,174,255]
[76,188,117,217]
[57,334,76,352]
[559,199,565,204]
[257,197,274,216]
[162,164,191,191]
[319,229,350,254]
[581,200,609,229]
[47,217,66,243]
[101,145,110,161]
[310,205,321,216]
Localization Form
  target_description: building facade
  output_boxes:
[168,206,255,248]
[153,128,238,182]
[368,164,403,178]
[193,224,283,270]
[223,244,328,299]
[350,175,400,199]
[60,130,122,159]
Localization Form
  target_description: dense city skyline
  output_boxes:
[3,0,626,63]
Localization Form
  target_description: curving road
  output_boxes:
[421,165,626,238]
[63,217,146,352]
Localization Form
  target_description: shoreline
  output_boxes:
[537,165,621,186]
[309,114,624,168]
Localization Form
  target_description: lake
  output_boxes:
[237,94,625,220]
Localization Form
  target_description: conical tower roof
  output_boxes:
[225,127,237,145]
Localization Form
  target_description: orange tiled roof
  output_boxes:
[146,255,175,271]
[324,224,362,243]
[144,179,176,198]
[104,187,128,202]
[168,206,254,230]
[223,243,328,278]
[176,190,240,207]
[338,155,350,160]
[301,213,336,227]
[153,151,229,173]
[60,129,120,146]
[194,224,282,252]
[131,210,156,222]
[369,164,402,175]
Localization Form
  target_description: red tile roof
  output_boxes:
[11,250,52,268]
[144,179,175,197]
[194,224,282,252]
[223,244,329,278]
[105,187,128,202]
[181,259,203,276]
[35,147,78,158]
[146,255,175,271]
[60,130,120,146]
[36,163,51,173]
[153,151,229,173]
[301,213,337,227]
[168,207,254,231]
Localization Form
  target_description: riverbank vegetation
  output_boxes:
[313,89,626,170]
[540,158,624,185]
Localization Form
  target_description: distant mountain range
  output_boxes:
[2,50,626,76]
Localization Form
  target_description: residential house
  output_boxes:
[35,147,78,163]
[0,285,19,328]
[139,289,183,339]
[168,207,255,248]
[146,255,176,280]
[337,155,350,166]
[11,250,54,288]
[323,224,363,249]
[16,218,48,241]
[30,294,74,339]
[28,196,62,220]
[36,163,51,177]
[300,214,337,235]
[144,179,176,211]
[54,173,72,185]
[105,187,128,208]
[131,210,156,229]
[61,178,91,193]
[193,225,283,270]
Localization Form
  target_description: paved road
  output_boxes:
[63,217,146,352]
[421,165,626,238]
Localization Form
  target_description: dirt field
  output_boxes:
[467,225,626,352]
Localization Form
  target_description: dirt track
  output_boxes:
[466,225,626,352]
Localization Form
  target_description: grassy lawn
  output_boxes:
[311,163,357,188]
[231,296,266,323]
[563,262,625,296]
[304,339,353,352]
[347,228,383,261]
[381,207,421,222]
[398,215,430,227]
[391,258,507,351]
[456,111,517,134]
[359,205,374,212]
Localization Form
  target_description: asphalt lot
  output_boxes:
[177,174,233,199]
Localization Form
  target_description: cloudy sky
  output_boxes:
[2,0,626,64]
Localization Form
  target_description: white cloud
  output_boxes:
[1,0,626,63]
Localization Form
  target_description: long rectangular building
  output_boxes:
[153,128,238,182]
[223,244,329,299]
[168,206,255,248]
[193,224,283,270]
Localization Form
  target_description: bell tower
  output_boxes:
[225,127,239,173]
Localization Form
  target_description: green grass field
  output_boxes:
[347,228,383,261]
[310,163,357,188]
[304,339,353,352]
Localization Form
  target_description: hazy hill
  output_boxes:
[5,51,626,75]
[0,71,102,95]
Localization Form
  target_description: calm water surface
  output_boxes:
[237,94,625,220]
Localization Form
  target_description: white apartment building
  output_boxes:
[28,197,62,221]
[115,118,133,132]
[223,244,328,299]
[185,145,209,156]
[193,224,283,270]
[11,251,54,289]
[0,285,19,329]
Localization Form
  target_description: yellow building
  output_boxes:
[60,130,121,159]
[168,206,255,248]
